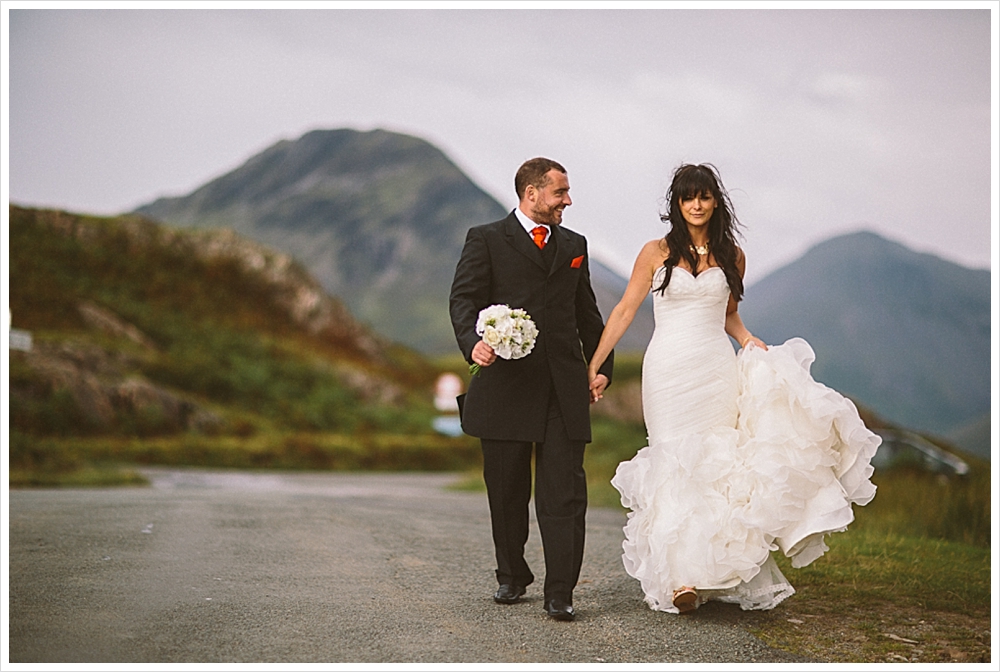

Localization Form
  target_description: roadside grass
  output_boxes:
[9,430,481,482]
[740,529,991,663]
[850,463,991,547]
[8,464,150,488]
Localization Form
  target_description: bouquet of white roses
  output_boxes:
[470,304,539,376]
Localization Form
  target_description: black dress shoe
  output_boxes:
[494,584,526,604]
[545,597,576,621]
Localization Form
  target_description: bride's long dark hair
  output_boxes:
[654,163,744,301]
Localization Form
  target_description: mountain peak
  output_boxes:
[150,128,460,214]
[804,229,928,261]
[136,128,508,353]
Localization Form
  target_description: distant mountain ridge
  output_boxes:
[136,128,653,354]
[739,230,990,447]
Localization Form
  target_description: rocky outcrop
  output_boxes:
[13,340,222,434]
[332,364,403,406]
[27,208,387,360]
[184,227,383,356]
[78,301,158,350]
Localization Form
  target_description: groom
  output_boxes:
[449,157,613,621]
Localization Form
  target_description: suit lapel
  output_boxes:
[503,212,548,271]
[548,225,574,277]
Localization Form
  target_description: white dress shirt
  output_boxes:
[514,207,551,246]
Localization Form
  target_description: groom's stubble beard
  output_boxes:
[530,201,565,226]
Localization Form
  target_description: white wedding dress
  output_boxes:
[611,266,879,612]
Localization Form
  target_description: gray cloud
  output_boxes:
[7,7,992,282]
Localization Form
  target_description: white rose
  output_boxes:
[483,326,503,348]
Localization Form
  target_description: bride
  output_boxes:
[586,164,879,613]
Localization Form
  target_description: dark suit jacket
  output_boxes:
[449,211,613,443]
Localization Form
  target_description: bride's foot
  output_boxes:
[672,586,699,613]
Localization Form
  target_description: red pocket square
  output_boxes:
[570,255,585,269]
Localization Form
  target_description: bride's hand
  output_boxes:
[743,336,768,351]
[589,374,609,403]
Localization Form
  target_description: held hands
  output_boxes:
[589,370,609,404]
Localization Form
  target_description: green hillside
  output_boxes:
[8,205,479,483]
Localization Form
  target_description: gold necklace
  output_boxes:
[690,243,709,256]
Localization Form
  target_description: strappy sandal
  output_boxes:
[672,586,699,613]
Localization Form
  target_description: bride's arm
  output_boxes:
[725,247,768,350]
[588,240,662,380]
[725,310,766,350]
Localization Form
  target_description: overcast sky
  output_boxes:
[5,5,995,283]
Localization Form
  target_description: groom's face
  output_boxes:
[527,170,572,226]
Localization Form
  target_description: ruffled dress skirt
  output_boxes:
[612,337,879,613]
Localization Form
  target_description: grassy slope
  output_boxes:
[8,206,481,483]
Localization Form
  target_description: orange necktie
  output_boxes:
[531,226,548,249]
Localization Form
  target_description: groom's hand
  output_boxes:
[589,374,609,403]
[472,341,497,367]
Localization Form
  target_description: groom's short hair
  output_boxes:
[515,158,567,199]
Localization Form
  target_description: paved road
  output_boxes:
[7,469,808,663]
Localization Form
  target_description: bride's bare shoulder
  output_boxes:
[639,238,670,261]
[631,239,669,280]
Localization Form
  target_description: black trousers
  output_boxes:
[480,396,587,602]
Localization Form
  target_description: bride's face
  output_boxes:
[679,192,716,228]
